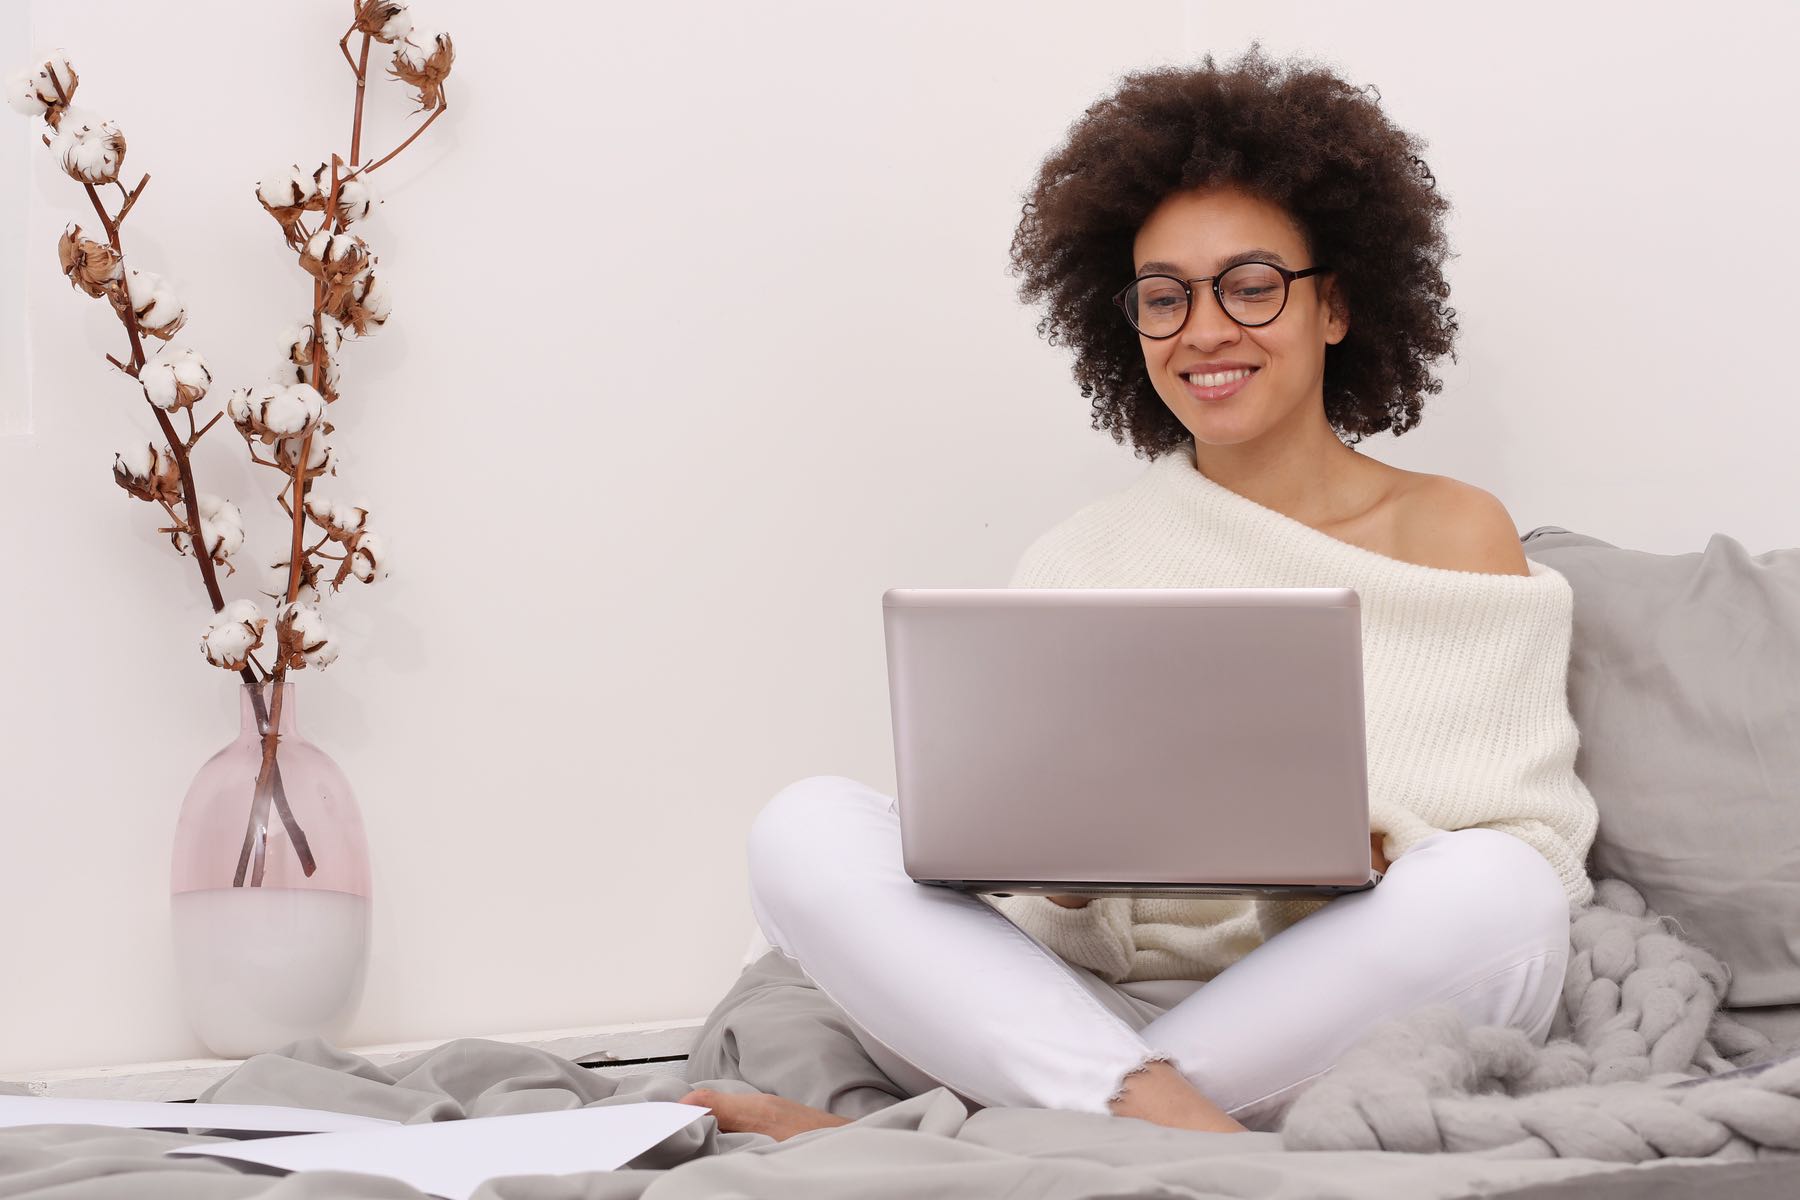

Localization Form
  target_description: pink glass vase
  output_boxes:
[170,679,372,1058]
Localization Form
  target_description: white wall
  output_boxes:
[1,0,1794,1075]
[0,1,27,437]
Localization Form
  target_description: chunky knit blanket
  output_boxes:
[1279,878,1800,1160]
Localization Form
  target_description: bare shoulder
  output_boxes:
[1396,474,1532,577]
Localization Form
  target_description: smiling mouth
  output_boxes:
[1182,368,1258,401]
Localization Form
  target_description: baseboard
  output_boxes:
[10,1018,709,1102]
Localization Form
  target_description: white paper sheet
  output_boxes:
[0,1094,399,1134]
[166,1103,712,1198]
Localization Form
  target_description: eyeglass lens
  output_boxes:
[1122,263,1287,335]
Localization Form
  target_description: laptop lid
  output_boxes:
[881,587,1376,898]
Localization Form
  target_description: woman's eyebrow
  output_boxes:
[1136,248,1290,275]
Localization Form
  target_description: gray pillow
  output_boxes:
[1520,526,1800,1007]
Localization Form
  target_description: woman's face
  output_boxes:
[1128,184,1348,451]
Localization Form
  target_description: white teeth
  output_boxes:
[1185,368,1253,387]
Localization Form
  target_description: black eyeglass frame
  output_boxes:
[1112,262,1333,337]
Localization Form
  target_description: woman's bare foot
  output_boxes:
[679,1087,854,1142]
[1107,1060,1248,1133]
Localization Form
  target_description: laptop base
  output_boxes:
[920,875,1382,898]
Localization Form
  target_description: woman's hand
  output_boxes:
[1047,894,1093,908]
[1371,832,1391,874]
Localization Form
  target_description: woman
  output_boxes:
[683,44,1598,1140]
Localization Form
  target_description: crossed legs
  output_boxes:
[709,774,1569,1135]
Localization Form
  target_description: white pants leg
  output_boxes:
[1133,823,1570,1128]
[745,774,1570,1127]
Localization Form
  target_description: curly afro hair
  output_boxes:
[1008,42,1459,459]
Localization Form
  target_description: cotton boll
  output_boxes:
[140,345,211,411]
[389,28,453,113]
[199,493,245,560]
[256,162,321,210]
[265,383,326,435]
[277,431,335,475]
[113,442,181,504]
[332,174,377,224]
[335,272,391,337]
[260,557,290,600]
[57,223,123,297]
[303,492,333,527]
[49,109,125,184]
[225,386,258,436]
[300,231,373,316]
[288,382,326,420]
[219,597,263,626]
[176,493,246,564]
[30,50,76,104]
[123,266,160,309]
[200,598,268,671]
[114,442,156,483]
[358,273,390,322]
[263,555,325,608]
[123,268,185,339]
[276,353,339,393]
[112,443,154,497]
[242,385,334,453]
[354,0,414,43]
[201,621,256,668]
[277,318,344,391]
[255,164,329,249]
[304,493,369,539]
[302,228,369,271]
[202,611,263,669]
[66,123,123,181]
[5,69,47,117]
[394,28,452,77]
[137,288,185,338]
[6,50,77,115]
[350,530,389,583]
[283,317,344,363]
[201,621,257,668]
[277,600,337,670]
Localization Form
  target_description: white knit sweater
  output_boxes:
[984,442,1599,985]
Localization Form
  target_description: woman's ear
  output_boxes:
[1322,273,1350,346]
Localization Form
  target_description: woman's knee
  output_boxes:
[1380,829,1567,948]
[1378,830,1571,1026]
[747,774,888,905]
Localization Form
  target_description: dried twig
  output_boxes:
[32,62,318,875]
[232,5,450,885]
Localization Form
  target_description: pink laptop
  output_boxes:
[881,587,1381,898]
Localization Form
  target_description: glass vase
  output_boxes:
[170,679,372,1058]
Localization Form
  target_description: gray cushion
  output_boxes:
[1520,526,1800,1006]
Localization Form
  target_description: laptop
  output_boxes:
[881,587,1381,898]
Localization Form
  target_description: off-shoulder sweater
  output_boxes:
[983,441,1599,985]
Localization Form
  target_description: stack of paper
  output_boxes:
[4,1094,712,1198]
[166,1105,711,1198]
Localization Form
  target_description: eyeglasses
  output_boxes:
[1112,262,1332,338]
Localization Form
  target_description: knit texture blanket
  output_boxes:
[1279,878,1800,1160]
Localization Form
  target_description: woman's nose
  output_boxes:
[1182,288,1243,348]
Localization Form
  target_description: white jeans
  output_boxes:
[746,774,1572,1130]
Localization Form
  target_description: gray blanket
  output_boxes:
[2,946,1797,1199]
